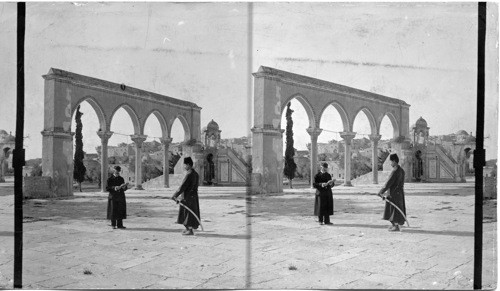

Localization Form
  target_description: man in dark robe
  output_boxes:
[106,166,128,229]
[171,157,201,236]
[378,153,407,231]
[313,163,335,225]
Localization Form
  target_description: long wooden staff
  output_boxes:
[378,194,410,227]
[172,198,204,231]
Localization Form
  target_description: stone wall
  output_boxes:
[23,176,55,199]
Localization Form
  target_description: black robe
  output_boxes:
[313,171,334,216]
[173,169,201,229]
[106,175,127,220]
[380,165,407,225]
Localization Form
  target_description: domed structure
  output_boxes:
[456,130,469,136]
[411,117,430,146]
[206,119,219,131]
[202,120,221,149]
[415,117,428,128]
[0,130,7,136]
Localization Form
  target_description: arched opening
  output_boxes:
[108,107,136,184]
[351,110,373,179]
[142,113,165,183]
[413,150,423,182]
[280,98,310,186]
[70,100,103,191]
[464,148,475,175]
[318,105,345,180]
[281,94,315,129]
[380,112,399,139]
[379,115,397,169]
[169,117,190,174]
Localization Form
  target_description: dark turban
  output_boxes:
[184,157,194,166]
[389,153,399,163]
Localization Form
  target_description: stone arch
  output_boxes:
[251,66,410,193]
[352,107,377,135]
[108,103,141,134]
[318,102,350,132]
[71,96,107,132]
[168,114,191,141]
[142,109,168,138]
[281,94,316,129]
[379,112,400,138]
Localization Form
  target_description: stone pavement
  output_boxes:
[0,178,497,289]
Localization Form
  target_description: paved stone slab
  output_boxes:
[0,182,496,289]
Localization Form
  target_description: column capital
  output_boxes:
[97,130,113,142]
[131,134,147,146]
[369,134,382,142]
[306,127,323,138]
[340,132,356,143]
[41,130,74,140]
[251,127,284,136]
[160,137,173,145]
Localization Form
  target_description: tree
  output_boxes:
[73,105,86,192]
[283,102,297,188]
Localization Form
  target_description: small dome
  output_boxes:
[0,130,7,136]
[456,130,469,136]
[415,117,428,128]
[206,119,219,130]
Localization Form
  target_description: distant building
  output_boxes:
[0,130,15,169]
[84,153,99,161]
[408,117,476,182]
[0,130,15,182]
[317,142,339,154]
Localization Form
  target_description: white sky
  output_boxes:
[0,2,498,159]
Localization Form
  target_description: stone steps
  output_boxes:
[351,171,392,186]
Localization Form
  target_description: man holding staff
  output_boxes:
[378,153,407,231]
[171,157,201,236]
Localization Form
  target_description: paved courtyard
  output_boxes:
[0,177,497,289]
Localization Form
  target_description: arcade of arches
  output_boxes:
[39,67,476,197]
[251,66,411,193]
[250,67,477,193]
[41,68,202,197]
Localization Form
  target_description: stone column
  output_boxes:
[97,131,113,192]
[131,135,147,190]
[340,132,356,186]
[161,137,173,188]
[41,129,75,197]
[306,127,323,188]
[251,127,284,193]
[369,134,381,184]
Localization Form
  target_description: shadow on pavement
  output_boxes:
[402,228,474,237]
[124,227,249,240]
[333,223,473,237]
[0,231,13,237]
